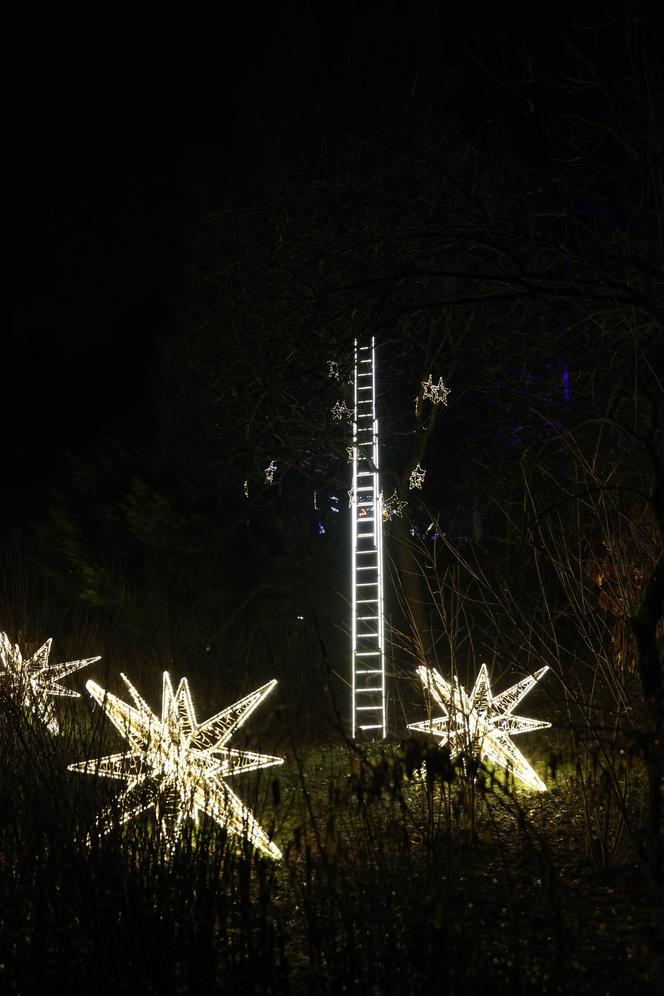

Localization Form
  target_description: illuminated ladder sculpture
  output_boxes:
[351,338,386,739]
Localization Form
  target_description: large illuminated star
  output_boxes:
[408,664,550,791]
[70,673,284,858]
[0,632,99,734]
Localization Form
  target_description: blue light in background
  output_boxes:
[562,365,571,403]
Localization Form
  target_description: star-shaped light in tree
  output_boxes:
[383,490,408,521]
[327,360,341,380]
[70,673,284,858]
[408,664,551,791]
[331,399,353,422]
[421,374,451,406]
[0,632,99,734]
[264,460,277,484]
[409,464,426,490]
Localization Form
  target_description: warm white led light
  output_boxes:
[243,480,249,498]
[409,464,426,490]
[408,664,550,791]
[0,632,99,735]
[70,673,284,858]
[264,460,277,484]
[421,374,451,406]
[332,399,353,422]
[383,490,408,520]
[327,360,341,380]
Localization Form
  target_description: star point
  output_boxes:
[70,673,284,858]
[409,664,550,791]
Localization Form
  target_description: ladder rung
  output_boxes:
[357,599,378,604]
[356,705,382,711]
[359,724,383,730]
[356,687,382,693]
[358,615,378,620]
[356,651,381,657]
[356,669,382,674]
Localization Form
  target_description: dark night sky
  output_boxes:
[6,6,599,525]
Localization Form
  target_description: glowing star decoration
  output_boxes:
[409,464,426,490]
[243,480,249,498]
[0,632,100,735]
[327,360,341,380]
[408,664,551,791]
[347,446,355,462]
[421,374,451,406]
[69,673,284,858]
[331,399,353,422]
[264,460,277,484]
[383,490,408,521]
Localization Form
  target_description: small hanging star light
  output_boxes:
[383,491,408,521]
[70,673,284,858]
[264,460,277,484]
[409,464,426,490]
[408,664,550,791]
[346,445,355,462]
[421,374,451,406]
[327,360,341,380]
[331,399,353,422]
[243,480,249,498]
[0,632,100,735]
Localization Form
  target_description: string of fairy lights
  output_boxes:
[0,352,551,861]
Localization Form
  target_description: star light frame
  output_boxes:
[70,672,284,858]
[0,632,99,734]
[383,490,408,521]
[408,663,551,791]
[332,399,353,422]
[409,464,426,490]
[421,374,451,406]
